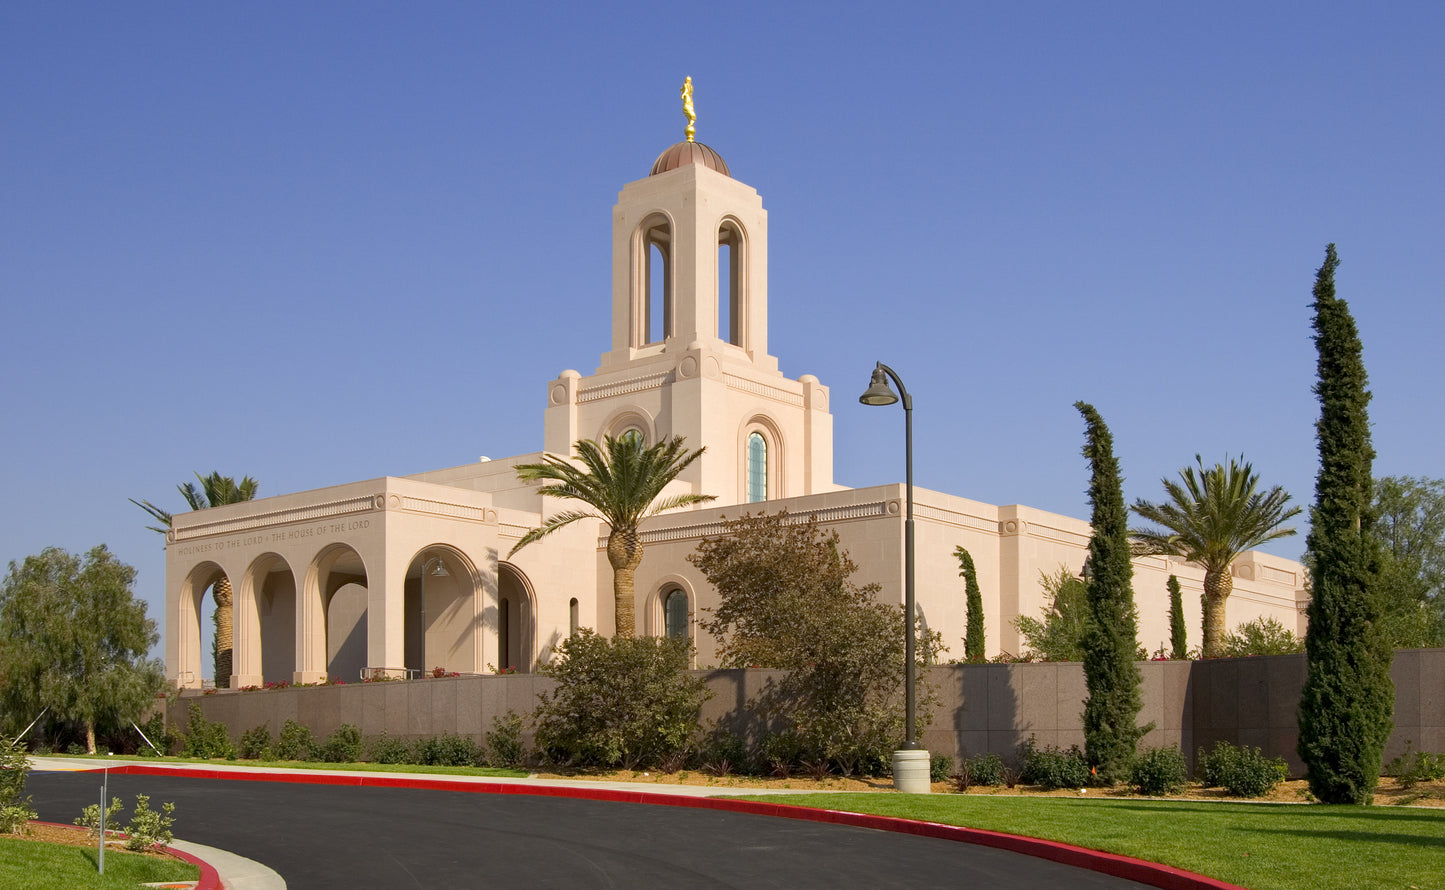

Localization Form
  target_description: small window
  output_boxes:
[747,431,768,503]
[569,598,579,637]
[664,589,689,640]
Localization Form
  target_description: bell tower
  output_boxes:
[544,80,834,506]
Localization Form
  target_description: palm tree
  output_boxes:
[132,472,259,687]
[1131,456,1300,657]
[511,435,714,637]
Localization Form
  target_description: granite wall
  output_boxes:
[169,649,1444,776]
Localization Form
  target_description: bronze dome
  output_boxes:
[649,140,731,177]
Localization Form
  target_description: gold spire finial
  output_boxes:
[681,76,696,142]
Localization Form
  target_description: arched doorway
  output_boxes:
[496,563,536,673]
[403,547,478,675]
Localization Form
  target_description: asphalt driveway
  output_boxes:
[29,771,1158,889]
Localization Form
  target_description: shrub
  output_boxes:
[930,754,954,783]
[959,753,1006,787]
[1018,738,1091,789]
[1384,745,1445,789]
[0,739,36,834]
[484,712,527,769]
[1197,740,1288,797]
[238,725,273,760]
[122,794,176,851]
[1130,745,1188,796]
[759,730,803,778]
[1219,617,1304,657]
[135,713,174,756]
[413,733,480,767]
[75,796,123,839]
[181,704,236,760]
[533,629,709,769]
[273,720,316,761]
[318,724,363,763]
[368,732,412,764]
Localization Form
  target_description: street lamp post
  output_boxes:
[859,362,931,793]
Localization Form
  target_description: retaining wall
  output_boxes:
[169,649,1444,775]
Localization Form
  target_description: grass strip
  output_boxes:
[40,754,528,779]
[0,836,199,890]
[734,793,1444,890]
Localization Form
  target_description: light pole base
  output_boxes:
[891,748,932,794]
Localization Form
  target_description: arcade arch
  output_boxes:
[496,562,536,673]
[303,544,371,682]
[403,546,480,676]
[175,560,232,689]
[238,553,298,686]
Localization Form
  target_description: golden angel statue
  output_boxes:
[681,76,696,142]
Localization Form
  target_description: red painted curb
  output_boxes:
[93,765,1246,890]
[31,820,222,890]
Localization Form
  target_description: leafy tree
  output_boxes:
[1013,568,1090,661]
[532,629,709,768]
[954,546,985,660]
[1297,243,1395,805]
[0,546,165,753]
[1373,476,1445,647]
[1167,575,1188,659]
[1131,456,1300,656]
[692,511,941,774]
[1219,616,1303,657]
[512,435,713,637]
[1074,402,1148,784]
[132,471,259,687]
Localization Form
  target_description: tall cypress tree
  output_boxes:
[1297,244,1394,804]
[954,546,985,661]
[1074,402,1148,782]
[1167,574,1188,659]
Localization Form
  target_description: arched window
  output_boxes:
[664,589,689,640]
[747,431,768,503]
[569,598,579,637]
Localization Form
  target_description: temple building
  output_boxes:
[163,92,1307,688]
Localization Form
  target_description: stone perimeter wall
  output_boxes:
[170,649,1443,776]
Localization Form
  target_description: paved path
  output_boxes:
[28,763,1165,890]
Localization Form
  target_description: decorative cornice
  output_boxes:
[399,496,493,523]
[723,373,804,407]
[170,495,378,541]
[628,501,890,546]
[913,503,996,533]
[578,372,669,404]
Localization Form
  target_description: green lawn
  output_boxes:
[0,836,199,890]
[736,793,1443,890]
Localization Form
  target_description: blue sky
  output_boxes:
[4,2,1442,659]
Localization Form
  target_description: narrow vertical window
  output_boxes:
[569,598,579,637]
[747,431,768,503]
[664,589,688,640]
[498,598,511,671]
